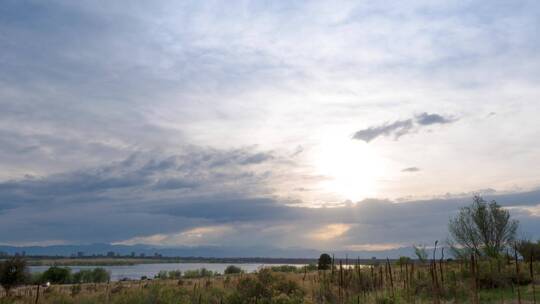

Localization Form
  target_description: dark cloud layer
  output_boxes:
[1,150,539,248]
[353,113,457,142]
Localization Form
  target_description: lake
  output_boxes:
[29,263,299,281]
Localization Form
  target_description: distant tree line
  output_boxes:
[0,258,110,294]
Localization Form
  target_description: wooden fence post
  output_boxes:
[514,246,522,304]
[530,249,536,304]
[471,254,479,304]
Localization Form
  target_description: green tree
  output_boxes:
[413,245,428,263]
[0,257,29,294]
[224,265,243,275]
[72,269,93,283]
[318,253,332,270]
[72,268,109,283]
[91,268,110,283]
[397,256,411,266]
[448,195,518,258]
[516,239,540,262]
[41,266,72,284]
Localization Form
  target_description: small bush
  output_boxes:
[168,270,182,279]
[72,268,110,284]
[269,265,298,273]
[224,265,243,275]
[183,268,215,279]
[41,266,72,284]
[0,257,29,293]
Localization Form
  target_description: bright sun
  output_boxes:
[312,135,386,202]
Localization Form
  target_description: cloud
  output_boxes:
[1,148,540,250]
[345,243,403,251]
[353,113,457,142]
[308,224,352,241]
[352,119,414,142]
[415,113,456,125]
[114,225,235,246]
[0,147,282,244]
[402,167,420,172]
[0,0,540,254]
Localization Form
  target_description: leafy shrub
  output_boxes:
[517,239,540,262]
[0,257,29,293]
[183,268,215,279]
[301,264,318,272]
[41,266,72,284]
[224,265,243,275]
[168,270,182,279]
[91,267,110,283]
[155,270,168,279]
[232,269,304,303]
[274,277,302,296]
[72,268,110,283]
[397,256,411,266]
[269,265,298,273]
[155,270,182,280]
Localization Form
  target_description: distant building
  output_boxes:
[130,252,136,257]
[139,253,145,258]
[106,251,116,257]
[0,251,7,257]
[77,251,85,257]
[154,252,162,258]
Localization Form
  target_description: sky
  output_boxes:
[1,0,540,254]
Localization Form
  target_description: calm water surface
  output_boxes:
[29,263,298,281]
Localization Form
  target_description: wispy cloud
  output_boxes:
[353,113,457,142]
[402,167,421,172]
[352,119,414,142]
[114,225,235,246]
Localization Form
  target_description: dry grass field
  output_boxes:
[1,258,539,304]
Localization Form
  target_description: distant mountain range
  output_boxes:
[0,243,421,259]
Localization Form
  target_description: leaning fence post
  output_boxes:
[514,245,522,304]
[386,258,395,300]
[34,284,40,304]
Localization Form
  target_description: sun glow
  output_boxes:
[309,224,352,241]
[312,134,387,202]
